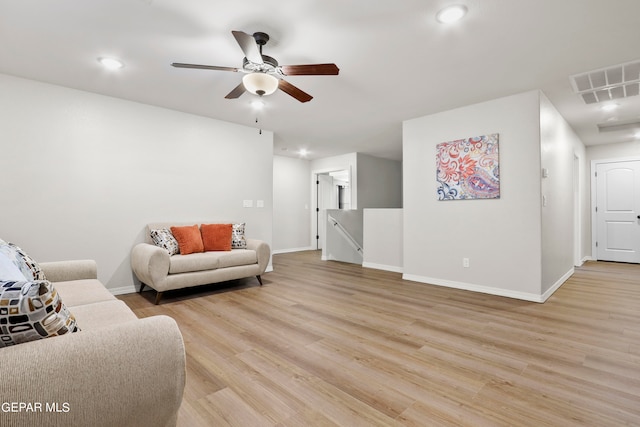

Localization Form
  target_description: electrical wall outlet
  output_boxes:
[463,258,470,268]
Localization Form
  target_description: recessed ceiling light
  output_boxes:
[634,131,640,139]
[299,149,308,157]
[600,103,619,112]
[436,5,468,23]
[97,57,124,70]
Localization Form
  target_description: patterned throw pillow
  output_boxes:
[0,240,46,281]
[231,223,247,249]
[0,253,27,281]
[0,280,80,348]
[150,229,180,256]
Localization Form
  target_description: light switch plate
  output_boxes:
[243,200,253,208]
[256,200,264,208]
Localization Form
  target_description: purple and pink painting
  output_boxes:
[436,133,500,200]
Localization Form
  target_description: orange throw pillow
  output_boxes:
[170,225,204,255]
[200,223,232,251]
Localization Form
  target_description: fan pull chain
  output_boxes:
[256,117,262,135]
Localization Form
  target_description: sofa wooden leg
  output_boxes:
[155,291,164,305]
[256,275,263,286]
[139,283,146,293]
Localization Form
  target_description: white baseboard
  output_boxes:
[362,262,403,273]
[110,285,138,296]
[402,274,540,303]
[541,267,574,302]
[272,246,314,255]
[403,267,575,303]
[581,256,593,264]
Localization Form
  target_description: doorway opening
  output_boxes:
[591,157,640,263]
[313,169,351,250]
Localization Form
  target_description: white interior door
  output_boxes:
[596,160,640,263]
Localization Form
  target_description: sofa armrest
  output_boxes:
[0,315,185,427]
[131,243,170,289]
[40,260,98,282]
[246,239,271,274]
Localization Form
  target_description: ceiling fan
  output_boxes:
[171,31,339,103]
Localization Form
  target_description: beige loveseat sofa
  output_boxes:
[0,260,186,427]
[131,222,271,304]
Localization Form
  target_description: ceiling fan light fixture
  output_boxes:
[436,5,468,23]
[242,73,278,96]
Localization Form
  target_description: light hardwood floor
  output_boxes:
[119,251,640,426]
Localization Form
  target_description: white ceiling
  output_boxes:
[1,0,639,160]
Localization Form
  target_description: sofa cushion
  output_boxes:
[169,252,220,274]
[170,225,204,255]
[54,278,117,307]
[231,223,247,249]
[217,249,258,268]
[201,223,232,251]
[0,280,79,348]
[150,228,180,256]
[0,240,46,281]
[70,300,138,331]
[168,249,258,274]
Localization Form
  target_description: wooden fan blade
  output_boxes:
[172,63,239,72]
[280,63,339,76]
[278,79,313,103]
[231,30,263,64]
[224,82,246,99]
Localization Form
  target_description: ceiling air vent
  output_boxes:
[570,59,640,104]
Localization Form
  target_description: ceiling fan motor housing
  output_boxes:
[243,55,279,73]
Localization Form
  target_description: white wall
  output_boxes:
[363,209,403,273]
[403,91,544,300]
[273,155,311,253]
[539,92,587,293]
[0,74,273,292]
[587,141,640,161]
[356,153,402,209]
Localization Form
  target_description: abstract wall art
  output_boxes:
[436,133,500,200]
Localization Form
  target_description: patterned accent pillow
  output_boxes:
[0,241,46,281]
[0,253,27,281]
[0,280,80,348]
[231,223,247,249]
[150,229,179,256]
